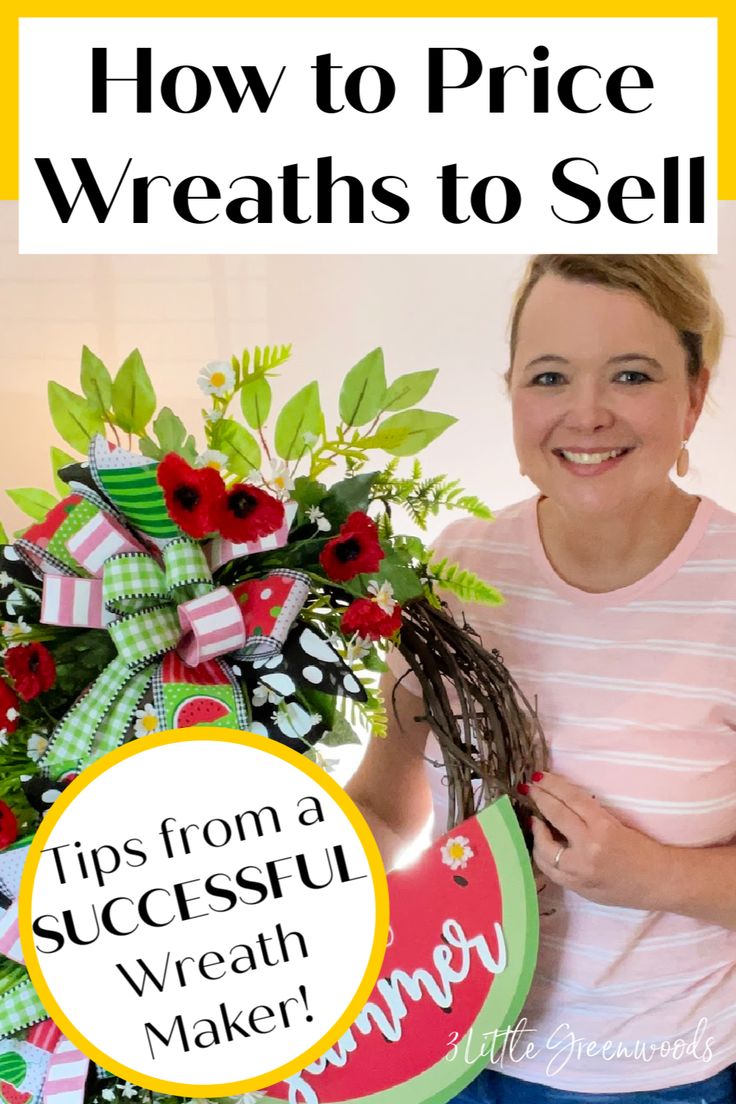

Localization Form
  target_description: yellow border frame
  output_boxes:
[17,727,390,1096]
[0,9,730,202]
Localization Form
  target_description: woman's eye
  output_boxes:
[530,371,566,386]
[615,370,651,384]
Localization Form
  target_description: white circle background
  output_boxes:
[25,737,379,1088]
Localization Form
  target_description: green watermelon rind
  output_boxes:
[0,1053,26,1088]
[263,796,538,1104]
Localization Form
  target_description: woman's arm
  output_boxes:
[530,772,736,930]
[345,670,434,871]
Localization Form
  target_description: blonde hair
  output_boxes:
[508,255,724,382]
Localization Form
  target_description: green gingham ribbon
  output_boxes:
[39,539,214,776]
[0,975,46,1037]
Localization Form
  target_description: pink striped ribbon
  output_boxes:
[206,501,297,571]
[41,512,144,629]
[42,1037,89,1104]
[177,587,246,666]
[0,900,23,963]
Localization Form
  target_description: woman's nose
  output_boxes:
[563,380,615,432]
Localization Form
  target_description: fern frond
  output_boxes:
[429,556,504,606]
[252,344,293,374]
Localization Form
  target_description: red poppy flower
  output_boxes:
[0,679,19,733]
[215,483,285,542]
[319,512,384,582]
[5,643,56,702]
[341,597,402,640]
[0,801,18,849]
[157,453,226,539]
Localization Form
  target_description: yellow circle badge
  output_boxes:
[18,729,389,1097]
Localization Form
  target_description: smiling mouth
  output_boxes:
[553,447,632,465]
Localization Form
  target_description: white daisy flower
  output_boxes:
[267,459,295,499]
[196,449,228,471]
[198,361,235,398]
[205,408,223,425]
[0,571,13,587]
[367,579,397,614]
[134,703,159,738]
[344,634,372,665]
[441,835,475,871]
[27,733,48,761]
[252,682,283,708]
[6,707,19,723]
[2,617,31,639]
[306,505,330,532]
[100,1089,116,1102]
[120,1085,137,1100]
[0,730,7,747]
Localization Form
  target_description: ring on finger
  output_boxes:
[553,843,568,869]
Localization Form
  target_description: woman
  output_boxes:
[346,255,736,1102]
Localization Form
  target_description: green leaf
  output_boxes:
[111,349,156,433]
[320,714,363,747]
[372,555,424,603]
[6,487,58,521]
[274,382,323,460]
[376,410,457,456]
[360,426,412,451]
[339,348,387,427]
[291,476,328,511]
[47,382,105,453]
[218,419,261,476]
[50,447,76,496]
[80,346,113,417]
[320,472,378,527]
[241,377,272,430]
[361,647,388,673]
[138,436,163,461]
[0,521,8,544]
[451,495,493,520]
[382,369,438,412]
[181,435,198,464]
[430,557,504,606]
[153,407,187,453]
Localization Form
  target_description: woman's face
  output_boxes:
[509,273,709,516]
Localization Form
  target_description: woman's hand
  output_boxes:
[528,772,664,909]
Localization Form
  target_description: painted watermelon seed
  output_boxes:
[454,875,469,887]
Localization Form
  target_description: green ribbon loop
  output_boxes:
[0,974,47,1039]
[40,538,219,775]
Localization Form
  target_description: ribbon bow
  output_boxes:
[22,502,307,777]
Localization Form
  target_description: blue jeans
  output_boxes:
[448,1064,736,1103]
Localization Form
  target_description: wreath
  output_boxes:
[0,344,543,1104]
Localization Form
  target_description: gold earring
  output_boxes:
[676,440,690,478]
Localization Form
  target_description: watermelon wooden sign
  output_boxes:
[261,797,538,1104]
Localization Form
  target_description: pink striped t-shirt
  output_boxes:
[389,494,736,1092]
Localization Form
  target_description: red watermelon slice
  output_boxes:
[262,797,538,1104]
[173,695,230,727]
